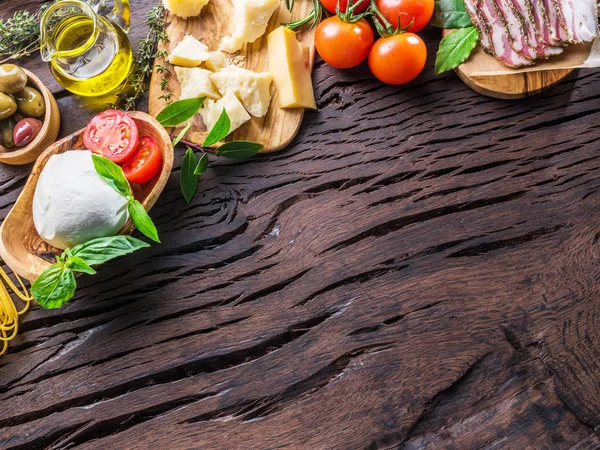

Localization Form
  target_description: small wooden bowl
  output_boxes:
[0,68,60,165]
[0,112,173,282]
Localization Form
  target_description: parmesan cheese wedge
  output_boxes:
[175,67,220,100]
[163,0,209,18]
[169,35,210,68]
[219,0,280,53]
[205,51,227,72]
[199,92,251,135]
[211,66,273,117]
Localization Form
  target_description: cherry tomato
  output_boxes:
[315,17,374,69]
[122,136,162,184]
[320,0,369,14]
[368,33,427,85]
[83,110,139,163]
[374,0,434,33]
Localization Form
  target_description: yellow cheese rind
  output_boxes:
[175,67,220,100]
[267,26,316,109]
[205,52,227,72]
[169,35,210,67]
[220,0,279,53]
[211,66,273,117]
[199,92,251,135]
[163,0,209,18]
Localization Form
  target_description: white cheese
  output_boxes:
[163,0,209,18]
[219,0,280,53]
[33,151,130,250]
[175,67,220,100]
[199,91,251,136]
[169,35,210,67]
[211,66,272,117]
[205,51,227,72]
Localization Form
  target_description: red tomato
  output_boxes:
[320,0,369,14]
[315,17,374,69]
[83,110,139,163]
[374,0,434,33]
[122,136,162,184]
[368,33,427,85]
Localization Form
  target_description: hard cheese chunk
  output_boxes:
[175,67,220,100]
[169,35,210,67]
[211,66,273,117]
[163,0,209,18]
[267,26,316,109]
[199,92,251,135]
[220,0,279,53]
[205,52,227,72]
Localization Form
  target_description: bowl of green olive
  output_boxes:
[0,65,60,165]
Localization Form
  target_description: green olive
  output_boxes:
[0,118,16,149]
[0,64,27,95]
[0,93,16,120]
[14,87,45,118]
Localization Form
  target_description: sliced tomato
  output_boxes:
[83,110,139,163]
[122,136,162,184]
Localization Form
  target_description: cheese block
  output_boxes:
[211,66,273,117]
[205,51,227,72]
[169,35,210,67]
[220,0,279,53]
[175,67,220,100]
[163,0,209,18]
[267,26,316,109]
[199,91,251,135]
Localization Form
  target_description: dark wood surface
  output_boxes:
[2,1,600,449]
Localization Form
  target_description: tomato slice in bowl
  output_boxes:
[122,136,162,184]
[83,110,139,163]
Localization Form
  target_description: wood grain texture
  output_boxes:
[0,112,173,282]
[1,1,600,449]
[148,0,316,152]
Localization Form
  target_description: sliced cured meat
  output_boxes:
[543,0,570,42]
[556,0,598,43]
[514,0,563,57]
[494,0,538,60]
[479,0,533,67]
[529,0,565,53]
[463,0,494,52]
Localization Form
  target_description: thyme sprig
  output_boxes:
[0,5,52,65]
[112,3,169,111]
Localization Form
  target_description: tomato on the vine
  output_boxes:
[320,0,369,14]
[368,32,427,85]
[373,0,434,33]
[315,16,374,69]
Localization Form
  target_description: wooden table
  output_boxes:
[2,1,600,449]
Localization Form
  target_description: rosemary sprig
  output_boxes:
[112,3,168,111]
[0,5,52,64]
[284,0,324,31]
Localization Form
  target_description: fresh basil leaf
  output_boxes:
[67,256,97,275]
[31,264,77,309]
[71,236,150,266]
[128,199,160,243]
[203,108,231,147]
[181,148,199,203]
[157,97,205,127]
[193,153,209,175]
[172,122,191,147]
[92,154,131,198]
[431,0,473,28]
[435,27,479,75]
[215,141,262,159]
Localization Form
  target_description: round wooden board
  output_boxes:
[455,66,574,100]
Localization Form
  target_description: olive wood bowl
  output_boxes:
[0,68,61,165]
[0,112,174,281]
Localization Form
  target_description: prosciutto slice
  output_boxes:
[494,0,538,60]
[514,0,563,57]
[556,0,598,43]
[464,0,494,52]
[543,0,571,42]
[530,0,565,53]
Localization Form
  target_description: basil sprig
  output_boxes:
[431,0,473,29]
[92,154,160,243]
[181,148,200,204]
[435,27,479,75]
[156,97,206,127]
[31,236,149,309]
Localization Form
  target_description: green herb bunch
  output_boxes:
[0,4,52,64]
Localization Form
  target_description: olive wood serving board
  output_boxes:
[0,112,174,282]
[443,30,573,100]
[148,0,316,152]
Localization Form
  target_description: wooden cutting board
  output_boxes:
[443,30,573,100]
[148,0,316,152]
